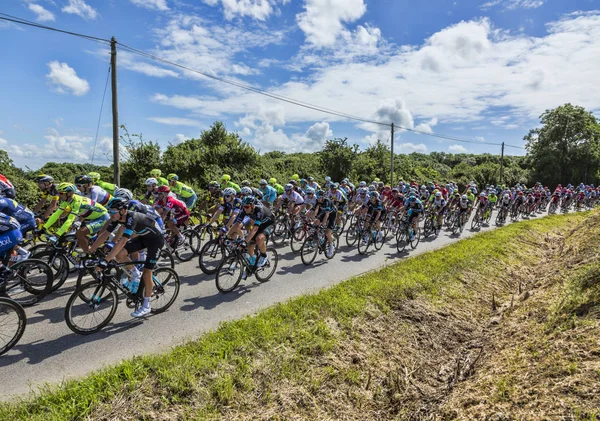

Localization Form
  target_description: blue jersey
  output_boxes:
[0,198,35,223]
[259,185,277,204]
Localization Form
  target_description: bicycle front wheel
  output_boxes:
[5,259,54,306]
[300,236,318,266]
[174,230,201,262]
[0,297,26,356]
[198,239,226,275]
[32,250,69,292]
[215,255,243,293]
[255,247,278,282]
[149,268,180,313]
[65,281,119,335]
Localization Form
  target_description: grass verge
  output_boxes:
[1,211,598,420]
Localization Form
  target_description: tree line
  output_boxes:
[3,103,599,209]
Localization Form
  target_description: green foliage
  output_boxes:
[120,125,162,193]
[0,150,39,208]
[525,103,600,187]
[35,162,113,186]
[319,138,359,182]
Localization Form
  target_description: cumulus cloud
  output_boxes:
[203,0,288,21]
[297,0,366,47]
[46,61,90,96]
[414,117,439,134]
[399,143,427,154]
[28,4,55,22]
[172,134,189,144]
[0,138,7,147]
[449,144,468,153]
[129,0,169,11]
[62,0,97,20]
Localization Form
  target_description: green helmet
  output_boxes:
[88,172,101,182]
[150,169,162,177]
[56,182,77,193]
[167,173,179,181]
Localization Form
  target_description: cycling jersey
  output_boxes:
[156,195,190,226]
[128,199,164,230]
[327,189,346,204]
[156,176,169,187]
[219,198,242,218]
[431,198,446,210]
[281,190,304,205]
[366,199,384,218]
[44,195,108,236]
[304,195,317,208]
[315,198,335,217]
[171,181,195,199]
[306,181,320,191]
[41,184,59,202]
[97,180,116,195]
[223,181,241,193]
[0,198,36,234]
[354,193,369,205]
[0,174,15,199]
[0,212,22,257]
[85,186,112,206]
[249,187,264,200]
[272,183,284,195]
[259,185,277,204]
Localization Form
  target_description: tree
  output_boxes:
[525,104,600,187]
[120,125,162,192]
[319,138,358,182]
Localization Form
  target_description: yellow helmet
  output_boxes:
[56,182,77,193]
[222,174,231,182]
[269,178,277,184]
[291,174,299,181]
[88,172,101,182]
[150,169,162,177]
[167,173,179,181]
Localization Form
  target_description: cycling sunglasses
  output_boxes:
[242,205,253,210]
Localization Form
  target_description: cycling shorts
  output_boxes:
[124,234,165,270]
[85,214,110,236]
[0,229,22,257]
[318,212,336,229]
[254,216,274,239]
[170,212,189,227]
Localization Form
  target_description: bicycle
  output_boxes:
[164,227,201,263]
[215,239,278,293]
[300,224,339,265]
[422,210,442,238]
[0,294,26,356]
[64,260,180,334]
[495,205,509,225]
[357,218,385,255]
[396,217,420,252]
[0,253,54,307]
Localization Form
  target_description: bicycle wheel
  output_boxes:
[271,219,288,246]
[290,227,307,253]
[4,259,53,307]
[471,211,481,229]
[255,247,278,282]
[300,236,318,266]
[199,239,226,275]
[157,249,175,269]
[423,218,432,238]
[149,268,180,313]
[357,232,371,255]
[215,255,243,293]
[194,225,214,248]
[374,229,385,250]
[410,228,420,249]
[65,281,119,335]
[345,223,358,247]
[396,230,408,253]
[325,234,339,259]
[174,230,201,262]
[32,250,69,292]
[0,297,26,356]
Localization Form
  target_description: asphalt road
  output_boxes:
[0,211,549,401]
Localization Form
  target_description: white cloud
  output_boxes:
[148,117,202,126]
[129,0,169,11]
[449,144,468,153]
[414,117,438,134]
[46,61,90,96]
[203,0,288,21]
[28,4,55,22]
[399,143,427,154]
[474,136,485,142]
[481,0,544,10]
[119,51,179,78]
[374,99,414,128]
[304,121,332,143]
[172,134,189,144]
[297,0,366,47]
[62,0,97,20]
[0,138,7,147]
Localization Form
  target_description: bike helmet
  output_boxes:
[289,180,298,186]
[56,182,77,193]
[307,176,314,181]
[392,188,399,193]
[325,176,331,182]
[74,175,92,185]
[87,172,101,182]
[359,181,367,187]
[284,183,293,191]
[305,187,315,194]
[35,174,54,183]
[167,173,179,181]
[503,194,510,199]
[242,196,256,206]
[269,178,277,184]
[300,178,307,184]
[222,174,231,182]
[331,182,339,189]
[209,181,221,189]
[157,185,171,193]
[369,191,379,199]
[316,189,325,198]
[358,188,367,194]
[240,187,252,195]
[241,180,251,186]
[113,187,133,201]
[150,169,162,177]
[368,185,376,192]
[408,196,417,203]
[259,179,267,186]
[480,192,486,197]
[223,187,236,196]
[435,191,442,198]
[106,197,128,210]
[145,178,158,186]
[461,195,468,201]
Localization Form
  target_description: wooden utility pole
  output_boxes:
[390,123,395,186]
[110,36,120,186]
[499,142,505,185]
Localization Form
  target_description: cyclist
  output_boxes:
[230,196,274,268]
[154,185,189,247]
[241,180,264,200]
[0,174,15,199]
[42,183,109,253]
[33,174,59,219]
[258,179,277,208]
[75,175,112,206]
[269,178,284,195]
[430,191,446,231]
[457,194,471,226]
[205,187,242,230]
[313,189,336,255]
[0,213,22,283]
[167,174,197,209]
[406,196,423,241]
[364,191,385,241]
[91,197,165,318]
[327,182,347,226]
[149,169,169,187]
[221,174,241,193]
[0,198,35,261]
[306,176,320,191]
[87,172,116,195]
[281,183,305,216]
[113,187,164,231]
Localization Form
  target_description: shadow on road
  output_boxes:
[180,283,258,312]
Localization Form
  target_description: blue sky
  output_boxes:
[1,0,599,169]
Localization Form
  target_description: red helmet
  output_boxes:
[157,185,171,193]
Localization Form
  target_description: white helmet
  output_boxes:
[145,178,158,186]
[223,187,236,196]
[240,187,252,195]
[503,193,510,199]
[114,187,133,201]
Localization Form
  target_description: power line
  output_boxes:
[0,11,526,150]
[91,67,111,165]
[0,12,110,45]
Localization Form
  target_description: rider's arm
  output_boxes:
[43,204,65,232]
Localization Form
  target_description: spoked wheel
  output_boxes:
[271,218,288,246]
[4,259,53,307]
[345,223,358,247]
[255,247,278,282]
[324,234,339,259]
[199,239,226,275]
[357,231,371,255]
[410,228,420,249]
[215,255,243,293]
[290,228,307,254]
[174,230,201,262]
[194,225,214,249]
[149,268,180,313]
[65,281,119,335]
[423,218,433,238]
[374,229,385,250]
[157,249,175,269]
[300,236,318,266]
[0,297,26,356]
[31,250,69,292]
[396,230,408,253]
[471,211,481,230]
